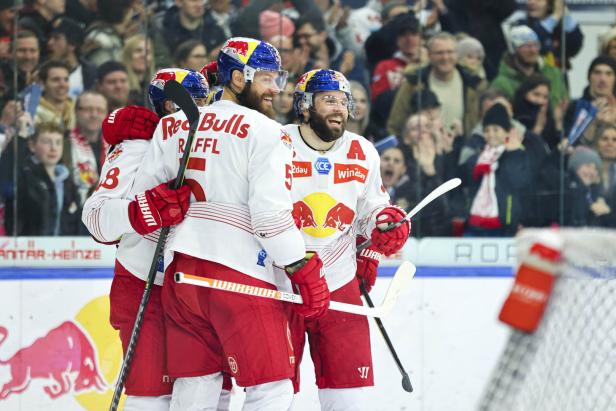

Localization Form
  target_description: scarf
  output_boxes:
[469,145,505,229]
[68,128,107,204]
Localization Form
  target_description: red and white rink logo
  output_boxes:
[357,366,370,379]
[228,356,238,374]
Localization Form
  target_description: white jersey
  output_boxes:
[132,99,306,285]
[281,124,390,291]
[81,139,169,285]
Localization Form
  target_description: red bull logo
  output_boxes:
[292,192,355,238]
[0,321,105,400]
[280,131,293,150]
[0,296,126,409]
[222,38,259,64]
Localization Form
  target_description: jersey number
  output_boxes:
[184,158,207,201]
[98,167,120,190]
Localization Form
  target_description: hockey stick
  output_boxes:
[175,261,415,318]
[360,281,413,392]
[357,178,461,252]
[109,80,200,411]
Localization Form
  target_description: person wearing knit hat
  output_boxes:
[568,147,603,177]
[587,55,616,98]
[491,24,567,109]
[483,102,511,131]
[259,10,294,43]
[508,25,540,51]
[457,36,486,79]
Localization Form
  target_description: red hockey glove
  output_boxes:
[370,206,410,256]
[286,253,330,319]
[102,105,160,146]
[200,61,219,87]
[356,237,383,293]
[128,182,191,235]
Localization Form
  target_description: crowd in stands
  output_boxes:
[0,0,615,238]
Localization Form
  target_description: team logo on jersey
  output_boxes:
[106,145,123,163]
[292,193,355,238]
[280,131,293,150]
[292,161,312,178]
[314,157,331,175]
[256,249,267,267]
[333,164,368,184]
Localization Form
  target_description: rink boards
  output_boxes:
[0,237,515,411]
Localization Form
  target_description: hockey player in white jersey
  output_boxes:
[285,69,411,410]
[133,38,331,411]
[82,69,217,410]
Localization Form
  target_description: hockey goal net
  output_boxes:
[478,228,616,411]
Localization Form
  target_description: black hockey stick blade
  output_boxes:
[361,281,413,393]
[164,79,199,126]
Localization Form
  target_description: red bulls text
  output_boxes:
[162,113,250,140]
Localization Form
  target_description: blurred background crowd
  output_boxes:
[0,0,615,238]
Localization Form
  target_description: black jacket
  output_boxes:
[11,156,82,236]
[463,148,531,235]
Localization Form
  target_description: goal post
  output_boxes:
[478,228,616,411]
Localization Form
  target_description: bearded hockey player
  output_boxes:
[131,38,331,410]
[284,69,410,410]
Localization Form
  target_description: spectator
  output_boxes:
[0,100,32,154]
[96,61,130,112]
[0,0,16,59]
[19,0,66,53]
[47,16,97,99]
[364,9,415,75]
[339,0,392,56]
[599,26,616,60]
[398,113,452,236]
[387,31,487,137]
[153,0,227,67]
[597,124,616,228]
[514,0,584,70]
[347,80,381,141]
[513,74,560,150]
[173,39,208,72]
[258,10,294,42]
[273,79,296,124]
[82,0,134,66]
[65,0,98,27]
[35,60,76,130]
[456,36,486,79]
[370,13,422,101]
[596,123,616,227]
[294,17,329,70]
[64,90,107,207]
[565,146,611,227]
[12,122,82,236]
[269,34,307,79]
[436,0,517,80]
[121,34,155,107]
[564,56,616,146]
[491,25,568,109]
[380,146,412,208]
[410,88,442,127]
[463,103,530,236]
[0,30,40,105]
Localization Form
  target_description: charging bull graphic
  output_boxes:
[0,321,106,400]
[323,202,355,231]
[293,192,355,238]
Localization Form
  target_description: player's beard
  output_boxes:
[238,83,276,119]
[308,108,346,143]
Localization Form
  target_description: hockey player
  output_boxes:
[131,37,331,410]
[82,68,212,410]
[285,69,411,410]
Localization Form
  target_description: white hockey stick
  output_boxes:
[175,261,416,318]
[357,178,462,252]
